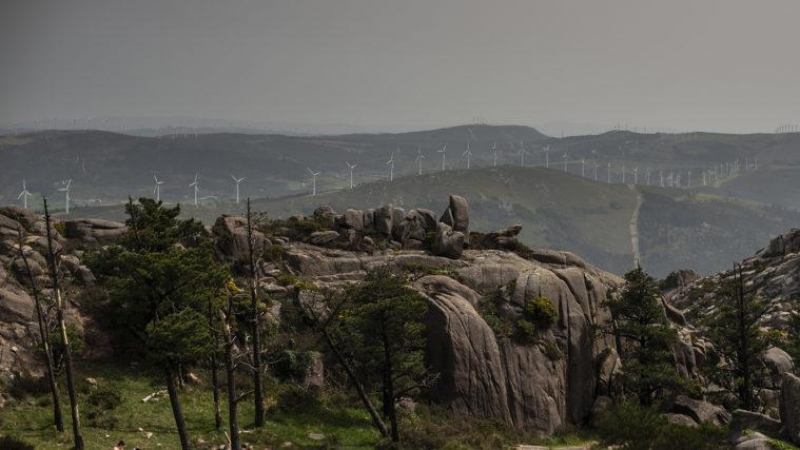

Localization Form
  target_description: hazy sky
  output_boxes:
[2,0,800,134]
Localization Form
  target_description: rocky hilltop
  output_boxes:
[5,195,738,436]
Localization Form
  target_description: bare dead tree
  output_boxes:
[219,291,254,450]
[16,227,64,432]
[43,197,83,449]
[246,198,266,427]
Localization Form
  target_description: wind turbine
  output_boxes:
[519,142,528,167]
[687,170,691,188]
[231,174,245,203]
[563,152,568,172]
[414,148,424,176]
[594,162,599,181]
[492,142,498,167]
[58,179,72,214]
[633,167,639,184]
[386,151,395,181]
[607,162,612,183]
[153,173,164,202]
[346,162,357,188]
[543,145,550,168]
[189,173,200,206]
[17,179,32,209]
[581,159,586,177]
[646,167,651,186]
[621,161,626,183]
[307,168,321,196]
[463,141,472,169]
[438,143,447,171]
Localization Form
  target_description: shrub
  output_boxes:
[263,244,286,263]
[524,297,557,329]
[7,375,50,400]
[269,384,320,414]
[594,402,728,450]
[271,349,314,382]
[0,436,35,450]
[513,320,538,345]
[84,384,123,428]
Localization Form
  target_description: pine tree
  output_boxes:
[89,198,226,449]
[333,267,435,443]
[703,264,770,411]
[607,267,685,406]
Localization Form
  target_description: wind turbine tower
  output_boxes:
[438,143,447,171]
[607,162,612,183]
[633,167,639,184]
[346,162,357,188]
[463,141,472,169]
[581,159,586,177]
[231,175,245,203]
[414,149,424,176]
[153,174,164,202]
[58,179,72,214]
[18,179,32,210]
[544,145,550,168]
[387,151,395,181]
[307,168,321,196]
[492,142,498,167]
[189,173,200,206]
[563,152,568,172]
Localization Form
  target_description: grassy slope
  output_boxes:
[253,165,639,273]
[0,362,378,449]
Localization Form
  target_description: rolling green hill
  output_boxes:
[53,166,800,278]
[4,125,800,212]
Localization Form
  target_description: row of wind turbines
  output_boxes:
[304,140,759,194]
[13,140,760,210]
[16,179,72,212]
[157,173,246,205]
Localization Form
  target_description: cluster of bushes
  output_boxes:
[479,293,558,351]
[83,384,123,428]
[593,402,728,450]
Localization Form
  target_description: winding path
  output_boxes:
[627,184,643,268]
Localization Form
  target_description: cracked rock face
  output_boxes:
[281,243,622,433]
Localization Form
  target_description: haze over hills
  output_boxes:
[3,124,800,209]
[3,124,800,277]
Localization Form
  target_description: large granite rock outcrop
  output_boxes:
[0,209,99,382]
[279,241,622,433]
[781,372,800,445]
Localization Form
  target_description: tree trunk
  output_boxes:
[208,300,223,430]
[44,199,83,449]
[165,366,192,450]
[322,330,389,437]
[16,229,64,432]
[737,263,752,411]
[219,302,240,450]
[211,354,223,430]
[382,328,399,442]
[246,198,266,427]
